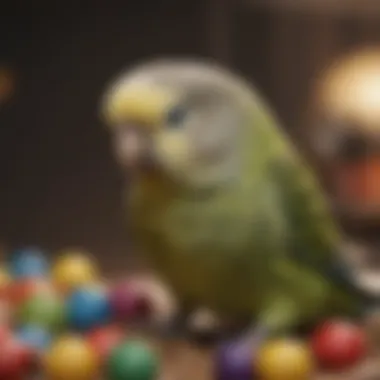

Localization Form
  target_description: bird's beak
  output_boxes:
[103,83,176,128]
[103,83,178,172]
[114,125,156,171]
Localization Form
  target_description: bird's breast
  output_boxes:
[132,196,268,311]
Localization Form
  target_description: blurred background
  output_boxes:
[2,0,380,268]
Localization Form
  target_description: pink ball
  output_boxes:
[108,280,152,322]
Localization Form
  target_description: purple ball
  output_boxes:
[108,281,152,322]
[215,339,254,380]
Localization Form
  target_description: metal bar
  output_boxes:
[206,0,234,66]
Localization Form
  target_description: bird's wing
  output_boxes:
[270,149,371,304]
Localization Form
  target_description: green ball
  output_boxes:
[18,293,66,331]
[106,340,159,380]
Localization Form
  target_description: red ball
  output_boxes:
[311,319,368,370]
[12,341,34,370]
[0,338,33,379]
[86,325,125,361]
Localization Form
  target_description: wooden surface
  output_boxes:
[114,273,380,380]
[138,326,380,380]
[152,323,380,380]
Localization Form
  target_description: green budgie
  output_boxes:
[100,59,375,346]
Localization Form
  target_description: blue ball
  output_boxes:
[16,325,52,351]
[67,287,111,331]
[8,247,48,279]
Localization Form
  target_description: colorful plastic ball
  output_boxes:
[86,325,125,361]
[256,339,315,380]
[52,250,97,293]
[44,335,99,380]
[108,281,152,323]
[8,247,48,279]
[18,293,65,332]
[215,339,254,380]
[0,338,32,379]
[16,325,52,352]
[67,287,111,331]
[106,339,159,380]
[311,319,368,370]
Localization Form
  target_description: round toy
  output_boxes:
[87,325,125,361]
[18,293,65,331]
[6,277,53,307]
[215,339,253,380]
[0,338,33,379]
[108,281,152,323]
[67,287,111,331]
[106,339,159,380]
[8,247,48,279]
[52,250,97,293]
[44,335,99,380]
[311,319,368,370]
[16,325,52,352]
[256,339,315,380]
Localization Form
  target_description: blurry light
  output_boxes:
[316,48,380,133]
[0,67,15,104]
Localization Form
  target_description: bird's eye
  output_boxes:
[165,105,188,128]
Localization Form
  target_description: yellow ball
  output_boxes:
[44,335,99,380]
[256,339,315,380]
[52,250,97,292]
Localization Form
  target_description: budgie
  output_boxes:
[100,59,375,348]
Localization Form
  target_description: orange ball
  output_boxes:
[256,339,315,380]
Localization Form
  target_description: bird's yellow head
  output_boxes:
[101,59,253,188]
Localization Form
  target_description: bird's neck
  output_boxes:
[134,169,233,207]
